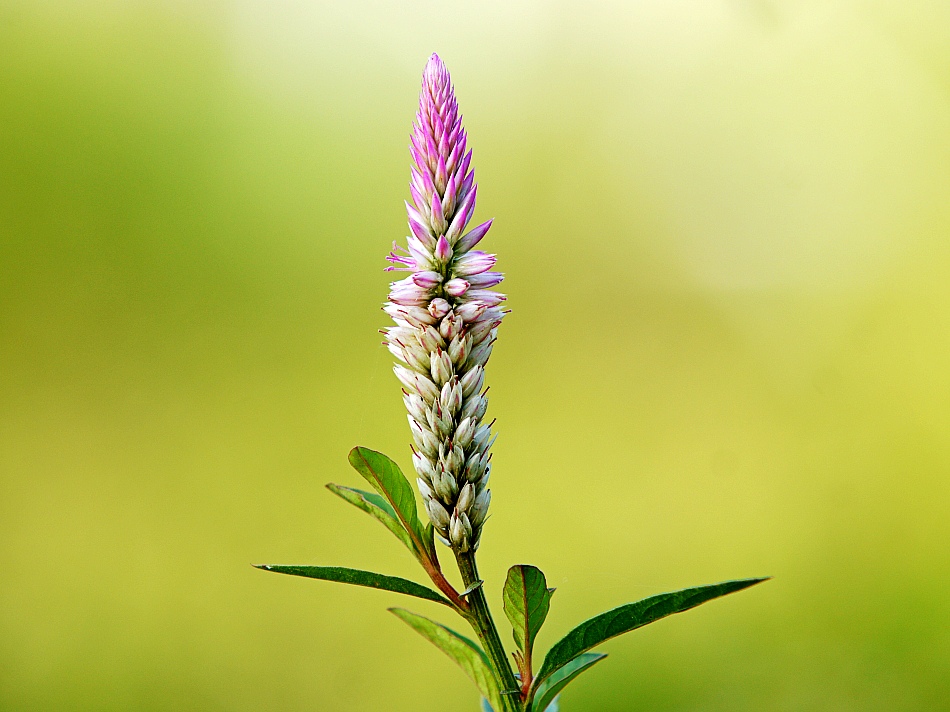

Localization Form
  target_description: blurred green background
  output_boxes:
[2,1,949,710]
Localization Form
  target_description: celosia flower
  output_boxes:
[262,54,768,712]
[383,54,505,553]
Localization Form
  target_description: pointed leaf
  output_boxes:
[348,447,431,557]
[502,565,554,658]
[326,483,415,554]
[535,577,768,687]
[531,653,605,712]
[255,565,451,606]
[390,608,504,712]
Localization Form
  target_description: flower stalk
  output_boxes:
[458,551,523,712]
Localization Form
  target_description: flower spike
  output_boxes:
[383,54,505,553]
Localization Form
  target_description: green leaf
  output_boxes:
[535,577,768,688]
[326,483,416,554]
[502,565,554,658]
[390,608,505,712]
[255,565,452,606]
[530,653,605,712]
[348,447,431,557]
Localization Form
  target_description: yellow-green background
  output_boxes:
[2,1,949,710]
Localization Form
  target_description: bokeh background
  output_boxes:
[2,1,949,710]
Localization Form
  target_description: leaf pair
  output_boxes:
[527,577,769,709]
[499,565,605,711]
[495,563,767,710]
[338,446,434,562]
[257,447,451,609]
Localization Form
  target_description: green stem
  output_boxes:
[456,551,522,712]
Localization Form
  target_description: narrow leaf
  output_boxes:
[530,653,605,712]
[535,578,768,687]
[255,565,451,606]
[348,447,430,556]
[326,483,415,554]
[502,565,554,657]
[390,608,504,712]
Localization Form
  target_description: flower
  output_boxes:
[383,54,505,552]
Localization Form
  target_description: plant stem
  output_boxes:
[420,554,469,612]
[456,551,522,712]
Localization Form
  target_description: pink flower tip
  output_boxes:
[424,54,449,85]
[435,235,453,262]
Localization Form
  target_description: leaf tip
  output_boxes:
[461,580,484,597]
[348,445,374,462]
